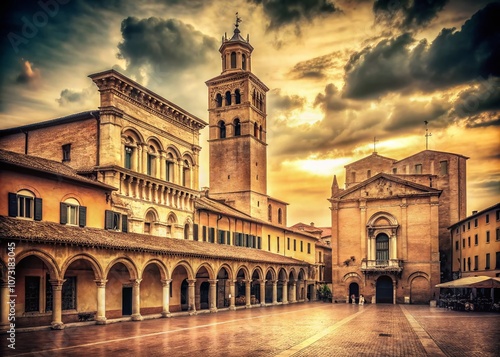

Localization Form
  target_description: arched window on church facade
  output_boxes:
[254,122,258,137]
[225,91,232,106]
[376,234,389,264]
[268,204,272,221]
[242,54,246,70]
[278,208,283,224]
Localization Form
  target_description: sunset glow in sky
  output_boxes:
[1,0,499,226]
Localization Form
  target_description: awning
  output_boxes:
[436,276,500,288]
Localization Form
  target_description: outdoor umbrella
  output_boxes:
[436,276,500,288]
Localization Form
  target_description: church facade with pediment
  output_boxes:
[329,150,467,304]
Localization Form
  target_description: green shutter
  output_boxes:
[8,193,17,217]
[105,210,113,229]
[60,203,68,224]
[79,206,87,227]
[34,198,42,221]
[121,214,128,232]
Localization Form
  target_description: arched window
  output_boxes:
[167,213,177,235]
[268,204,272,221]
[234,119,241,136]
[254,122,258,137]
[60,198,86,227]
[144,210,156,234]
[225,91,232,106]
[230,51,237,68]
[259,125,263,140]
[252,89,256,106]
[218,120,226,139]
[124,146,133,169]
[242,54,246,70]
[166,152,175,182]
[376,234,389,263]
[8,189,42,221]
[184,223,190,240]
[182,160,191,188]
[278,208,282,224]
[147,146,156,176]
[235,89,241,104]
[216,93,223,107]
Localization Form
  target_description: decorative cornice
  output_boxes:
[89,69,207,131]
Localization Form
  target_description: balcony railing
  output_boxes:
[361,259,403,273]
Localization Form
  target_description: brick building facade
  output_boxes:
[330,150,467,304]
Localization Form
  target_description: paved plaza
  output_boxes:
[2,302,499,357]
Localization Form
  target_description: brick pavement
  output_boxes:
[1,302,499,357]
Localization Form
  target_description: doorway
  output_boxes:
[376,276,393,303]
[349,283,359,303]
[122,286,132,315]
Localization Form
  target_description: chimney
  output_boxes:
[310,222,314,227]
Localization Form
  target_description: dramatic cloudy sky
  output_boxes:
[1,0,499,226]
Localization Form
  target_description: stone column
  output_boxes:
[0,282,10,330]
[283,280,289,304]
[245,280,252,308]
[188,279,196,315]
[229,280,236,310]
[131,279,143,321]
[137,144,143,173]
[260,280,266,306]
[160,151,166,180]
[142,144,148,175]
[272,280,278,305]
[302,280,307,301]
[49,279,65,329]
[95,279,107,324]
[290,281,297,303]
[161,279,171,317]
[209,279,218,312]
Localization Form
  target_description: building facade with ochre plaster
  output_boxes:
[0,21,321,331]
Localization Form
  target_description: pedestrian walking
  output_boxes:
[359,294,365,305]
[351,294,356,304]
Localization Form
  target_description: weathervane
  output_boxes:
[373,136,379,154]
[424,121,432,150]
[235,12,242,28]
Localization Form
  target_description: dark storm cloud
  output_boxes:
[343,33,414,99]
[384,98,450,132]
[453,77,500,119]
[314,84,352,112]
[288,52,347,80]
[247,0,340,31]
[56,86,96,107]
[117,17,218,77]
[343,2,500,99]
[373,0,448,31]
[268,89,306,111]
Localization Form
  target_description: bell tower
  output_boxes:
[205,13,269,220]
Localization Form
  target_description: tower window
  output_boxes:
[235,89,241,104]
[268,204,272,221]
[415,164,422,174]
[242,54,246,70]
[219,120,226,139]
[62,144,71,162]
[216,93,223,107]
[278,208,282,224]
[254,122,258,137]
[230,52,236,68]
[440,161,448,175]
[234,119,241,136]
[225,91,232,106]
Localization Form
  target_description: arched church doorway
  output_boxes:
[349,282,359,303]
[376,276,393,304]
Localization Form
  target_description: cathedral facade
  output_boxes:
[329,151,468,304]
